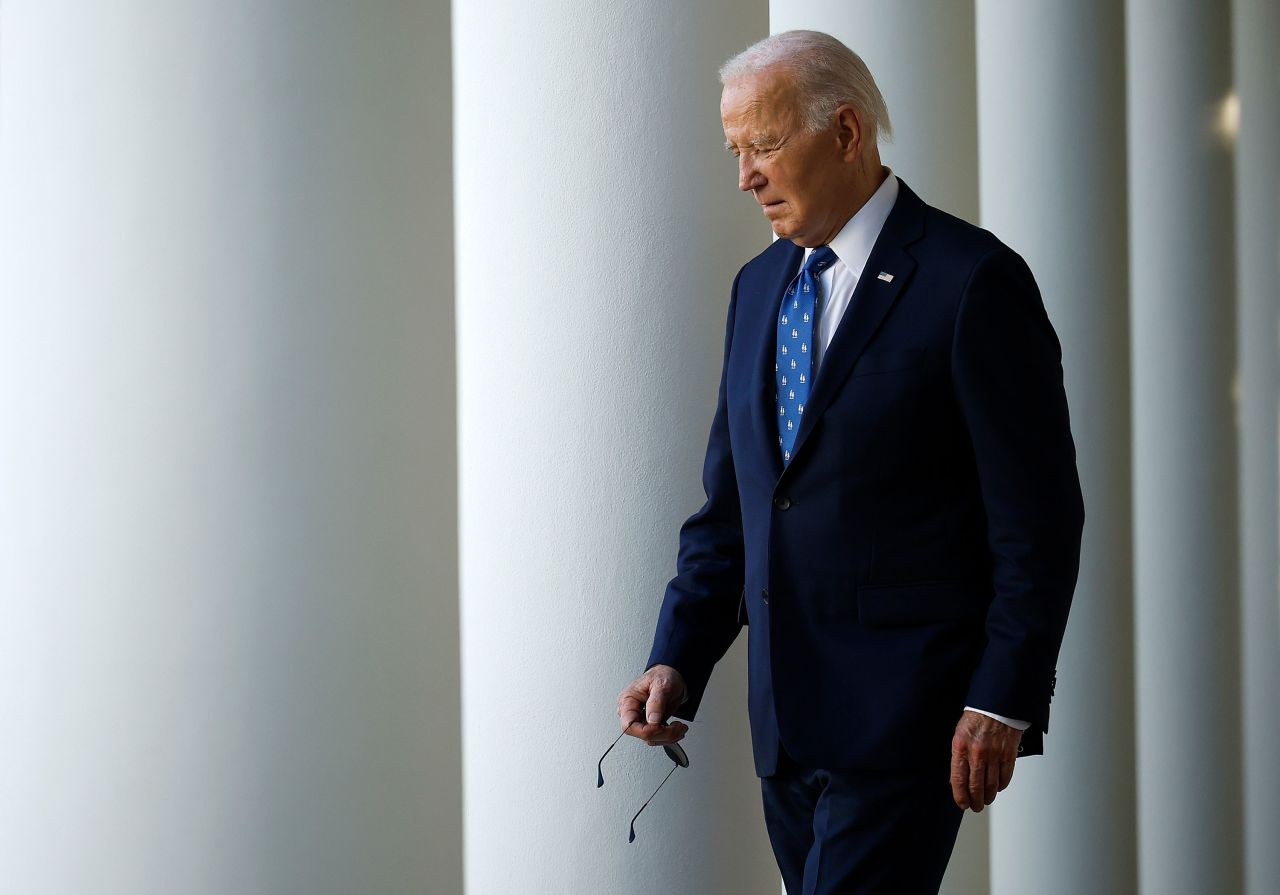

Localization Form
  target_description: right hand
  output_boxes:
[616,664,689,746]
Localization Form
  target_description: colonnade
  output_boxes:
[1,2,1276,894]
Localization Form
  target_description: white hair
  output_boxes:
[719,30,893,144]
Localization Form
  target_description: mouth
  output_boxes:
[759,199,785,214]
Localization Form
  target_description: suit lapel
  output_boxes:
[780,181,928,476]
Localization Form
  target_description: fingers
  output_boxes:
[983,758,1000,806]
[645,689,671,726]
[950,748,970,810]
[641,720,689,745]
[617,689,646,733]
[964,753,1000,811]
[643,667,684,724]
[967,749,987,813]
[620,713,689,746]
[997,758,1016,792]
[951,711,1024,812]
[615,667,690,745]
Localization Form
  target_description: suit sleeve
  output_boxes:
[951,246,1085,735]
[643,267,747,721]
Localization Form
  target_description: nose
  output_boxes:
[738,155,765,193]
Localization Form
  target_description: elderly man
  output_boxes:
[615,30,1084,894]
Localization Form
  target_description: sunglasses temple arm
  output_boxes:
[628,763,679,843]
[597,729,628,787]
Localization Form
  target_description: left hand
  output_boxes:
[949,709,1023,812]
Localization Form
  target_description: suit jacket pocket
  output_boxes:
[850,348,927,377]
[856,581,990,626]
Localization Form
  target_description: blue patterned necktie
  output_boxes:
[776,245,837,466]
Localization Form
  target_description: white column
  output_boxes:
[0,4,457,894]
[1127,1,1242,892]
[937,818,989,895]
[975,3,1136,893]
[766,5,987,892]
[1233,0,1280,892]
[454,3,776,894]
[769,0,980,223]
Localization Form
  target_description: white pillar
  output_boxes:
[1233,0,1280,892]
[975,3,1136,893]
[769,0,979,224]
[937,817,989,895]
[1127,1,1242,892]
[0,5,458,894]
[454,3,776,893]
[766,5,986,892]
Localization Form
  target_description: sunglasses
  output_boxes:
[596,721,690,842]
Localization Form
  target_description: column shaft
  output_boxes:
[0,4,457,894]
[454,3,775,892]
[1128,0,1242,891]
[975,2,1136,893]
[1233,0,1280,892]
[769,0,979,223]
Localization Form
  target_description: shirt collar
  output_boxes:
[803,168,899,280]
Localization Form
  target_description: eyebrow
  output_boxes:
[723,134,778,153]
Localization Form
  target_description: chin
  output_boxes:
[770,214,805,239]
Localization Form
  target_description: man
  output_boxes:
[615,30,1084,894]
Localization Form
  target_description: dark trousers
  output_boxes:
[759,742,965,895]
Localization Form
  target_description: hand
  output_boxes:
[950,709,1023,812]
[616,664,689,746]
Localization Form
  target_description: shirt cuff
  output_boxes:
[964,706,1030,731]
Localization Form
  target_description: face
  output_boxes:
[720,69,859,246]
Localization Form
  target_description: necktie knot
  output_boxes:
[804,246,837,274]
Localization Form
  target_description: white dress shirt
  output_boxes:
[798,168,1030,733]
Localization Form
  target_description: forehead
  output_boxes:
[720,69,801,134]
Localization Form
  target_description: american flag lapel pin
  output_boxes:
[877,271,894,283]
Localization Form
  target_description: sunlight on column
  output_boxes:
[1214,89,1240,146]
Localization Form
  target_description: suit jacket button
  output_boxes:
[773,495,792,511]
[762,587,769,605]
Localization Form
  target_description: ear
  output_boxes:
[833,103,864,162]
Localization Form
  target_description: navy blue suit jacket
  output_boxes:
[645,180,1085,777]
